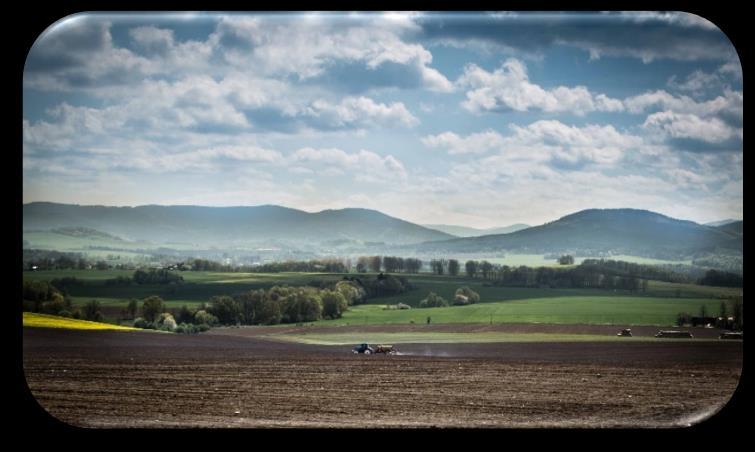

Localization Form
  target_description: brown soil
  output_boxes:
[23,327,742,428]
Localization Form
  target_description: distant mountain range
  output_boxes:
[422,223,530,237]
[411,208,742,260]
[705,219,741,227]
[22,202,454,246]
[23,203,742,260]
[715,220,742,236]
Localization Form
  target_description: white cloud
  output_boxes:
[213,14,453,92]
[421,130,505,155]
[425,120,642,166]
[624,89,742,118]
[291,147,407,182]
[457,58,624,115]
[305,96,419,129]
[642,111,738,143]
[667,70,721,94]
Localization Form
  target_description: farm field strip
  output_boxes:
[263,331,722,345]
[317,296,734,327]
[23,313,141,331]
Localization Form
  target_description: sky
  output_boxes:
[23,12,743,228]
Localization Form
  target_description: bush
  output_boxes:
[454,286,480,305]
[175,323,200,334]
[419,292,448,308]
[194,310,219,326]
[196,323,211,332]
[157,312,177,331]
[133,317,156,329]
[41,294,67,315]
[453,294,470,305]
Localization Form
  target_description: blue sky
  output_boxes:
[23,12,743,227]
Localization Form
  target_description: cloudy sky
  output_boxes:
[23,12,743,227]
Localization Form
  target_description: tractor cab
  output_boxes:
[353,343,374,354]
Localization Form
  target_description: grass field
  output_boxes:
[266,331,716,345]
[316,296,730,327]
[23,312,140,331]
[23,270,741,326]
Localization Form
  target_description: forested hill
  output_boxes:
[716,221,743,236]
[412,209,743,260]
[22,202,454,246]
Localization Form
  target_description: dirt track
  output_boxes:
[23,328,742,428]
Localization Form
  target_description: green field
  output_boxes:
[315,297,729,327]
[23,270,741,326]
[268,331,715,345]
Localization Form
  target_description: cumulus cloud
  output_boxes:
[207,13,453,92]
[421,130,504,155]
[291,147,407,182]
[424,120,643,167]
[457,58,624,115]
[624,89,740,116]
[642,111,739,143]
[304,97,419,129]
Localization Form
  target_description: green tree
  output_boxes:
[176,305,194,324]
[448,259,460,276]
[141,295,165,323]
[126,299,139,319]
[321,290,348,320]
[732,298,743,330]
[208,295,242,325]
[465,260,479,278]
[368,256,382,273]
[83,299,103,322]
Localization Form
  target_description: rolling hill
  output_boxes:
[22,202,454,246]
[704,219,740,227]
[422,223,530,237]
[411,209,743,260]
[716,220,743,236]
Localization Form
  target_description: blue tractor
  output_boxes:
[353,343,396,355]
[353,343,375,354]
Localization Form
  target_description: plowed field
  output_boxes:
[23,327,742,428]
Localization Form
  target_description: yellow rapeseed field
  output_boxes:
[23,312,140,331]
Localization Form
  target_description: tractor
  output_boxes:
[353,343,397,355]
